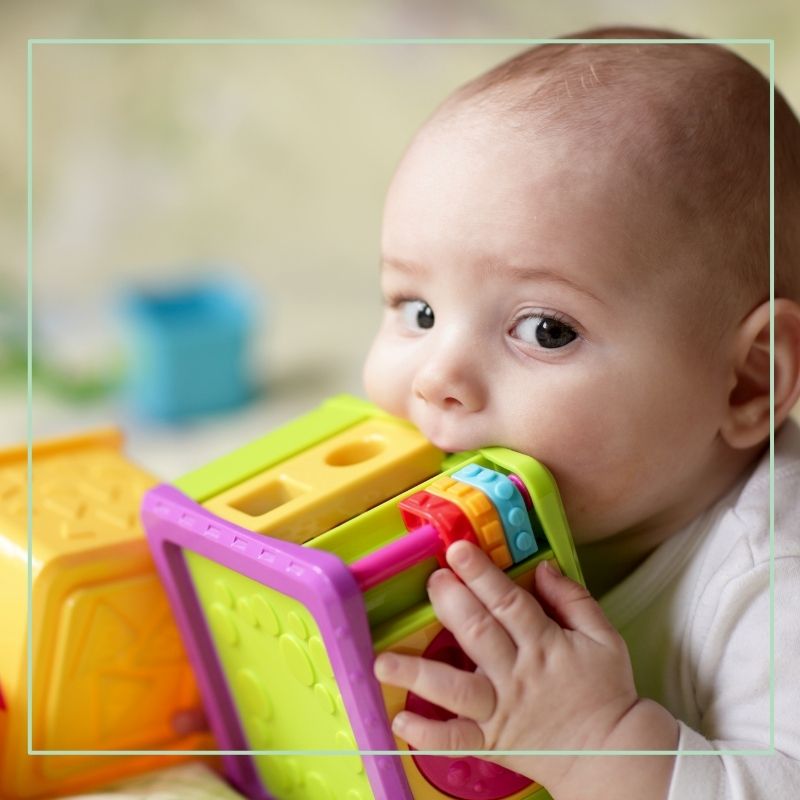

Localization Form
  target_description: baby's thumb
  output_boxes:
[534,560,615,643]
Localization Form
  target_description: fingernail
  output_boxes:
[427,568,449,588]
[374,653,397,678]
[448,542,471,567]
[538,559,558,576]
[392,712,408,733]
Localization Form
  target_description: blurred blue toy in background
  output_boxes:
[120,275,258,423]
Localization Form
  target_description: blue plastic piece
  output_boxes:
[121,276,255,422]
[452,464,539,563]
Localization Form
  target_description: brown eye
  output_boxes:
[513,314,577,349]
[401,300,434,331]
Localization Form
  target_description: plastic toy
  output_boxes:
[143,395,583,800]
[120,277,255,422]
[0,430,213,799]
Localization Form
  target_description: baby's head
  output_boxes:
[363,27,800,556]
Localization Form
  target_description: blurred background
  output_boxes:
[1,0,798,481]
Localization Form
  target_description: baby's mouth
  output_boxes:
[412,419,487,455]
[409,401,493,453]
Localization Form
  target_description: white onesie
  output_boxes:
[601,419,800,799]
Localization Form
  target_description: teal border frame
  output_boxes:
[26,37,775,761]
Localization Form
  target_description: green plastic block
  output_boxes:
[185,550,374,799]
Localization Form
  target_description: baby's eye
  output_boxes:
[511,313,578,349]
[399,299,435,331]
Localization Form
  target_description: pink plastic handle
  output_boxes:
[350,523,442,592]
[508,473,532,509]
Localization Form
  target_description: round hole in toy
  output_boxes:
[325,436,386,466]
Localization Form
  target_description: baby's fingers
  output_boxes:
[444,541,553,647]
[391,710,485,753]
[534,560,617,644]
[374,651,496,722]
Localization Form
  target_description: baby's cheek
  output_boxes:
[361,353,385,406]
[362,342,410,418]
[557,440,680,543]
[516,423,639,539]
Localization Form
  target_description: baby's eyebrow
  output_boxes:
[382,256,606,307]
[380,256,427,275]
[502,264,607,307]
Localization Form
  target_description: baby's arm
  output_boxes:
[374,540,678,800]
[664,553,800,798]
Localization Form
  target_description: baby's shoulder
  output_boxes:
[699,418,800,574]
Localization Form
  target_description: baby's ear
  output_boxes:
[720,298,800,449]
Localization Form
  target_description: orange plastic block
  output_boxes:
[426,476,513,569]
[0,430,212,799]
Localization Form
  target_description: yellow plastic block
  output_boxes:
[0,430,212,799]
[203,418,443,543]
[377,566,549,800]
[426,476,513,569]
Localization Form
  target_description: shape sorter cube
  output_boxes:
[0,430,212,799]
[142,395,583,800]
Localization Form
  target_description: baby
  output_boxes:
[363,26,800,800]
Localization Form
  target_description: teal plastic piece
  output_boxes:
[481,446,583,586]
[452,463,539,563]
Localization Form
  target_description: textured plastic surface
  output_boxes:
[186,549,374,798]
[479,448,582,586]
[425,476,513,569]
[143,485,409,800]
[452,465,538,563]
[0,430,209,799]
[398,491,480,567]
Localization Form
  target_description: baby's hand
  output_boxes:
[373,540,664,797]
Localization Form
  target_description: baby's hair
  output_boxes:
[435,26,800,312]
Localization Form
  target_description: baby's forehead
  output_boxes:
[442,46,763,236]
[439,44,760,173]
[445,39,751,115]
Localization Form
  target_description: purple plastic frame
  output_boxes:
[142,484,412,800]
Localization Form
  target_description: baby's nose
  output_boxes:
[412,342,486,412]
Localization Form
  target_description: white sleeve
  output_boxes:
[669,722,800,800]
[667,557,800,800]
